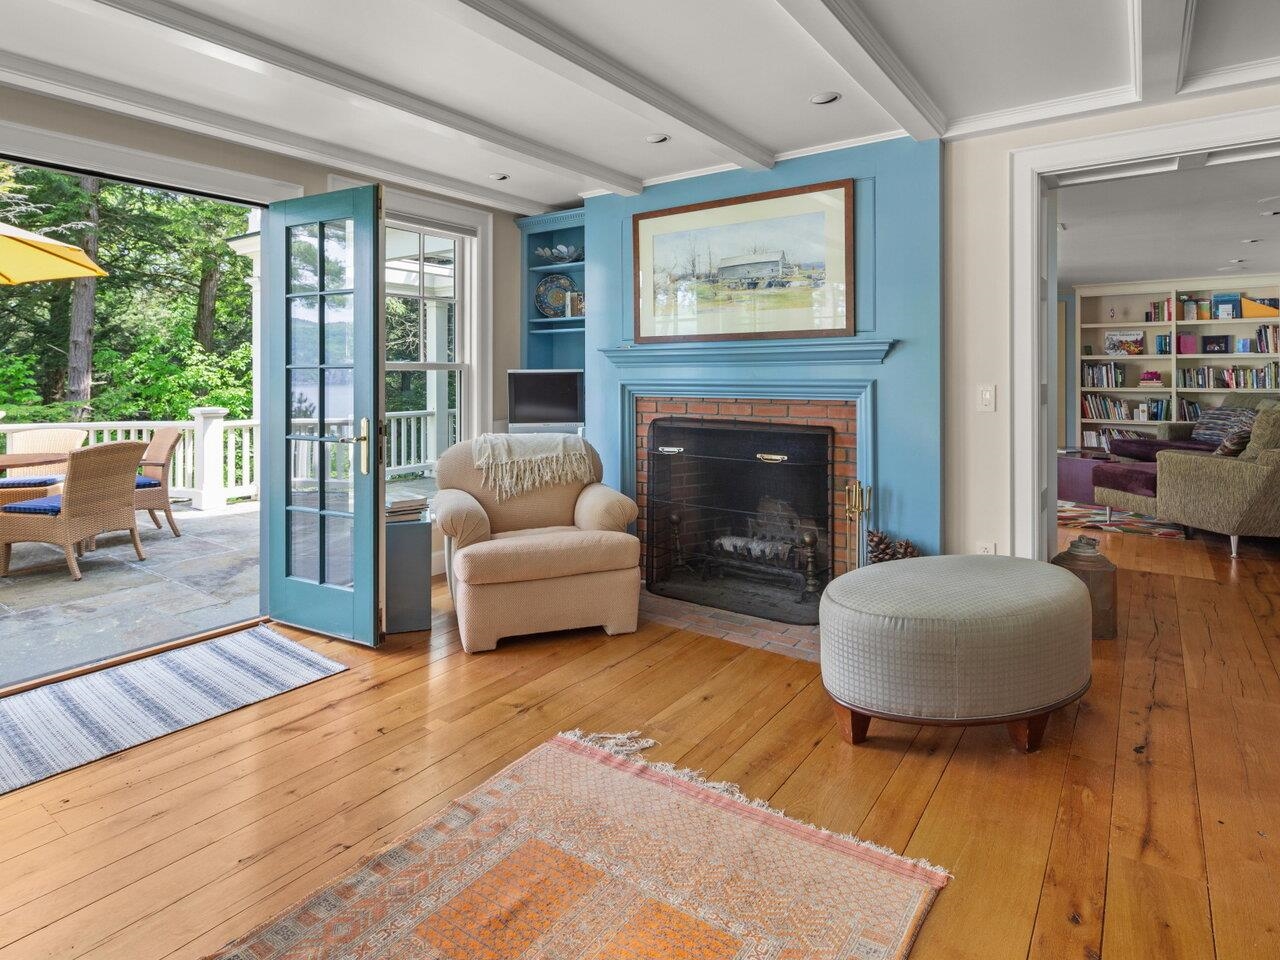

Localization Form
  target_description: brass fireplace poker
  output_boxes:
[844,481,873,570]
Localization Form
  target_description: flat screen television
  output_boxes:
[507,369,585,433]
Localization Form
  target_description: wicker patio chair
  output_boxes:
[135,427,183,538]
[0,441,147,581]
[5,427,87,478]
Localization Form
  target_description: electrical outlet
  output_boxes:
[977,383,997,413]
[976,541,997,556]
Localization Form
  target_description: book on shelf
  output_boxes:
[1175,361,1280,390]
[1256,323,1280,354]
[1080,394,1170,422]
[1146,298,1174,323]
[1081,360,1127,387]
[1081,427,1145,453]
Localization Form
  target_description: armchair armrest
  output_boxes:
[1154,422,1196,442]
[1155,449,1273,532]
[432,488,491,550]
[574,483,638,532]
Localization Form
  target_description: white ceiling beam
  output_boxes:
[431,0,775,171]
[1134,0,1196,102]
[80,0,642,195]
[0,52,550,215]
[772,0,945,140]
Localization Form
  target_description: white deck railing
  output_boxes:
[0,406,452,510]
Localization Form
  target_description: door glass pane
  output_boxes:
[288,369,319,431]
[288,296,319,365]
[288,223,320,293]
[288,510,320,581]
[385,228,420,296]
[288,439,320,508]
[423,299,456,363]
[423,235,455,298]
[322,218,355,291]
[323,516,354,587]
[385,296,421,362]
[324,293,354,364]
[384,368,461,499]
[322,368,354,439]
[323,441,355,513]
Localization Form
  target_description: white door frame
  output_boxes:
[1010,104,1280,559]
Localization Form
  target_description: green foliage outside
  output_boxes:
[0,162,253,424]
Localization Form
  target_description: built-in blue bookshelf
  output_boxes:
[517,208,586,370]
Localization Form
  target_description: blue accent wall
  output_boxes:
[585,137,943,554]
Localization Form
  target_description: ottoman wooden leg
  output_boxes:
[1007,713,1050,753]
[832,700,871,745]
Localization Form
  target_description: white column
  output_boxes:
[190,406,229,510]
[229,213,263,500]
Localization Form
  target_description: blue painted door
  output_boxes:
[262,186,383,644]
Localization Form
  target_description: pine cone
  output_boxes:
[895,539,921,560]
[867,530,895,564]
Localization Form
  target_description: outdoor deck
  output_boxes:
[0,502,259,688]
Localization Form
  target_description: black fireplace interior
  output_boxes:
[645,417,834,625]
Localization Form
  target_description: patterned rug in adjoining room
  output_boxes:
[207,732,951,960]
[1057,501,1186,539]
[0,625,346,794]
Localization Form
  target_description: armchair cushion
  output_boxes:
[1,495,62,515]
[1240,410,1280,461]
[574,483,638,532]
[1191,407,1252,445]
[134,476,162,489]
[432,488,491,550]
[0,475,62,489]
[454,530,639,586]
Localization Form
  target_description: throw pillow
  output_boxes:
[1191,407,1250,445]
[1241,409,1280,461]
[1215,422,1253,456]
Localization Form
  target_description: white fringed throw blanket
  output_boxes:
[473,432,592,502]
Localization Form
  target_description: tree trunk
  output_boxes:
[66,175,100,416]
[194,261,221,350]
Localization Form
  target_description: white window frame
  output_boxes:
[329,175,494,441]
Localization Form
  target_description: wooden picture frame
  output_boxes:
[632,179,855,344]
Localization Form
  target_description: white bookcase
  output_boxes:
[1074,274,1280,452]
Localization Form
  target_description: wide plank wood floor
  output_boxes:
[4,528,1280,959]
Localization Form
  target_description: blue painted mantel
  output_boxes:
[585,137,942,555]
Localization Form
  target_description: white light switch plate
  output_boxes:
[977,383,996,413]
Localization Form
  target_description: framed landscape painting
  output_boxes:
[633,180,854,343]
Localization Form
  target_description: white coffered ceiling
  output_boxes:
[1,0,1279,212]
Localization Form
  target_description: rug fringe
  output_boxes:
[557,730,952,881]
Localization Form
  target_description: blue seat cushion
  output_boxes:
[1,494,62,516]
[135,476,162,489]
[0,475,62,489]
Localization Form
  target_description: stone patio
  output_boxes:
[0,501,259,687]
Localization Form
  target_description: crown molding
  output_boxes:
[1134,0,1196,102]
[0,52,550,215]
[944,85,1140,140]
[435,0,775,171]
[81,0,642,195]
[773,0,945,140]
[1180,53,1280,96]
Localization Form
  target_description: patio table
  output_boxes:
[0,452,69,473]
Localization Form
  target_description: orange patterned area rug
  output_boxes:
[208,732,950,960]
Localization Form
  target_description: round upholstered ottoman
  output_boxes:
[819,555,1092,752]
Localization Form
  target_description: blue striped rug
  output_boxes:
[0,625,346,794]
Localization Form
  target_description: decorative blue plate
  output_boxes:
[535,273,577,317]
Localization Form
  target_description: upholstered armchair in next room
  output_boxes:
[432,439,641,653]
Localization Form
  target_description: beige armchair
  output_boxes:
[433,438,640,653]
[6,427,88,477]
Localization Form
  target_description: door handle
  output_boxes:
[756,453,789,463]
[338,418,371,475]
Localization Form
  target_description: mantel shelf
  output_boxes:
[601,338,897,367]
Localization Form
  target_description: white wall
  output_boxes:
[945,84,1280,555]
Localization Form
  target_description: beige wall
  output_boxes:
[945,84,1280,555]
[0,87,525,422]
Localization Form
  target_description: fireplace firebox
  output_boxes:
[645,417,834,624]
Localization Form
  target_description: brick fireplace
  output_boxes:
[634,397,856,624]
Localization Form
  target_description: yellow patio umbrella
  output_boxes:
[0,220,107,285]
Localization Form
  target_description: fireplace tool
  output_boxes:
[844,481,873,571]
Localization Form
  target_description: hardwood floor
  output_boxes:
[3,528,1280,959]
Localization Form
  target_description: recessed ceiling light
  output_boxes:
[1242,238,1263,243]
[645,134,670,144]
[1229,258,1247,263]
[1262,210,1280,217]
[809,91,842,105]
[488,173,509,181]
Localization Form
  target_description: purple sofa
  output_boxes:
[1108,437,1214,462]
[1093,460,1158,499]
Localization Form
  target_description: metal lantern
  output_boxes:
[1051,535,1117,640]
